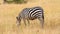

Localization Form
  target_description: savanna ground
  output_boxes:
[0,0,60,34]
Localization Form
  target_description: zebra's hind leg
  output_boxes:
[38,17,44,28]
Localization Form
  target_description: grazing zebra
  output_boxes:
[16,6,44,28]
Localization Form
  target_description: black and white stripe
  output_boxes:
[16,6,44,28]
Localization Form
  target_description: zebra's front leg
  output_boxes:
[38,18,44,28]
[23,19,27,26]
[27,19,30,25]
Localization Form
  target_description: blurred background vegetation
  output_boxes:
[4,0,28,4]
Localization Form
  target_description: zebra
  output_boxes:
[16,6,44,28]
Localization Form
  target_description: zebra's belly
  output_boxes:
[29,17,37,20]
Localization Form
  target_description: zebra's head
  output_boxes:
[16,16,21,26]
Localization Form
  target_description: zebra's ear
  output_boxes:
[16,17,18,19]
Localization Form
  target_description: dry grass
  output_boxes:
[0,0,60,34]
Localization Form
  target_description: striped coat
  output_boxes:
[16,6,44,28]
